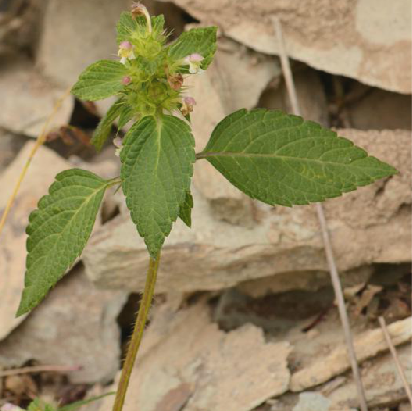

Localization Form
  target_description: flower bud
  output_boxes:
[184,53,204,74]
[167,73,183,90]
[122,76,132,85]
[181,96,196,116]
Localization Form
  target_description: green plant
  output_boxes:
[1,393,114,411]
[15,3,397,411]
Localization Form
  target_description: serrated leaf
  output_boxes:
[121,115,195,258]
[168,27,217,70]
[71,60,127,101]
[118,104,134,129]
[201,109,397,207]
[178,191,193,227]
[17,169,110,316]
[117,12,165,44]
[91,100,124,151]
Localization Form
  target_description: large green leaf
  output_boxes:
[17,169,110,316]
[71,60,127,101]
[168,27,217,70]
[91,99,124,151]
[200,109,397,207]
[121,115,195,258]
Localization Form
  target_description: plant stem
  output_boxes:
[112,252,161,411]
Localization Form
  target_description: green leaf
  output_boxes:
[59,392,115,411]
[71,60,127,101]
[17,169,111,316]
[178,191,193,227]
[91,100,124,151]
[168,27,217,70]
[121,115,195,258]
[117,12,139,44]
[200,109,397,207]
[118,104,135,129]
[117,12,165,44]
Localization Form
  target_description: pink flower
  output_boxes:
[184,54,204,74]
[118,41,136,64]
[181,96,196,116]
[122,76,132,85]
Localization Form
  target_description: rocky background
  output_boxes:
[0,1,411,410]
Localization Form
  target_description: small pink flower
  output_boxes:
[184,54,204,74]
[118,41,136,64]
[181,96,196,116]
[122,76,132,85]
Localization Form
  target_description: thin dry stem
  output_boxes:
[112,253,161,411]
[378,316,412,405]
[0,87,72,239]
[0,365,81,378]
[272,17,368,411]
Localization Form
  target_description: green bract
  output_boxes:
[18,6,397,319]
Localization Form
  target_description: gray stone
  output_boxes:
[293,392,330,411]
[0,58,73,137]
[162,0,411,94]
[0,265,126,384]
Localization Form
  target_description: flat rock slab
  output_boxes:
[0,266,126,384]
[97,303,291,411]
[83,129,411,293]
[164,0,411,94]
[37,0,135,88]
[0,58,73,137]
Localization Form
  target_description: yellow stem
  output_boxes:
[112,252,161,411]
[0,87,71,238]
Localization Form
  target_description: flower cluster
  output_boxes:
[115,3,202,124]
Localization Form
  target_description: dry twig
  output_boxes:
[378,316,412,406]
[272,17,368,411]
[0,365,81,378]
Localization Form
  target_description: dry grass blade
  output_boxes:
[0,365,81,378]
[272,17,369,411]
[378,316,412,405]
[0,87,71,239]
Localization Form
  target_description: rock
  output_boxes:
[259,67,329,126]
[328,344,411,409]
[346,88,411,130]
[188,37,279,225]
[37,0,138,88]
[0,142,118,342]
[83,129,411,294]
[292,392,330,411]
[214,287,335,333]
[163,0,411,94]
[237,266,373,298]
[0,265,127,384]
[0,58,73,137]
[290,317,412,391]
[97,303,291,411]
[0,130,26,171]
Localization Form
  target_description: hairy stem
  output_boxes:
[112,252,161,411]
